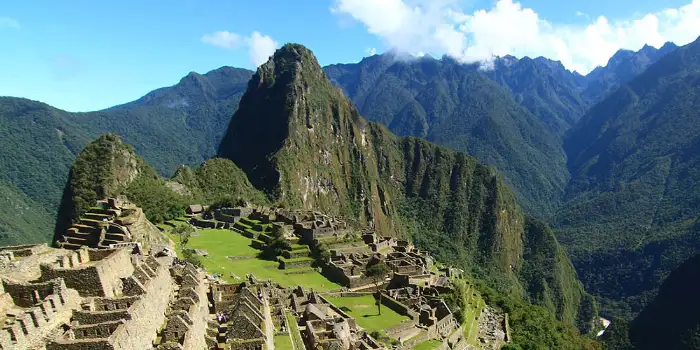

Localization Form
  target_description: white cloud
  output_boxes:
[332,0,700,74]
[365,47,377,56]
[0,16,20,29]
[201,31,242,50]
[244,31,278,66]
[202,30,279,66]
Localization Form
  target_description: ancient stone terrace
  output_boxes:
[47,253,174,349]
[0,278,81,349]
[37,247,135,298]
[57,196,167,251]
[157,262,209,349]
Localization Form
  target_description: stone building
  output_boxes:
[0,241,213,350]
[47,253,175,349]
[158,262,210,349]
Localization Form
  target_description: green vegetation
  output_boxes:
[325,54,569,218]
[476,280,601,350]
[325,295,409,333]
[53,134,190,243]
[273,335,293,350]
[413,339,443,350]
[556,36,700,319]
[167,227,340,290]
[628,254,700,350]
[0,67,253,246]
[365,261,390,314]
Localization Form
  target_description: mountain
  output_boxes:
[324,54,569,218]
[583,42,678,103]
[627,253,700,349]
[485,55,589,135]
[0,67,252,245]
[0,98,93,244]
[53,133,189,243]
[218,43,596,332]
[555,36,700,318]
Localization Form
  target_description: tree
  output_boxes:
[366,261,390,315]
[173,224,194,251]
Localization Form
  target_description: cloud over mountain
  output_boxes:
[202,30,279,66]
[332,0,700,73]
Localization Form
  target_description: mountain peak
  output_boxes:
[256,43,324,84]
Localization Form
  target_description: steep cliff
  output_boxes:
[218,43,592,327]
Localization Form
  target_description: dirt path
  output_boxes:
[262,294,275,350]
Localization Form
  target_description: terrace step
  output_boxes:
[79,218,103,227]
[84,212,113,221]
[59,242,83,250]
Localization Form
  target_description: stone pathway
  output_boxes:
[262,294,275,350]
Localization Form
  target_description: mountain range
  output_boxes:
[0,36,695,328]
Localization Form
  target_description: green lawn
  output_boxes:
[274,335,293,350]
[286,311,304,350]
[325,295,410,332]
[170,228,341,291]
[413,339,443,350]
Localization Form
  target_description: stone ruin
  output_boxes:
[56,197,169,251]
[0,242,208,349]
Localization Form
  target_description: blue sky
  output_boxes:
[0,0,697,112]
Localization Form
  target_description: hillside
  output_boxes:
[218,43,595,329]
[0,68,252,245]
[484,55,588,135]
[628,254,700,350]
[53,133,189,243]
[555,36,700,318]
[324,54,569,217]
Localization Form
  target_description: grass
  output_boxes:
[286,311,304,350]
[169,228,340,290]
[413,339,443,350]
[325,295,410,333]
[274,335,294,350]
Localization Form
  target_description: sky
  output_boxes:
[1,0,699,112]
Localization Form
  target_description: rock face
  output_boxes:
[218,43,593,328]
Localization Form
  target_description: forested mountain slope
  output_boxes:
[583,42,678,104]
[0,68,252,245]
[324,55,569,217]
[554,35,700,318]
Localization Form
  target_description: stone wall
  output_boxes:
[379,293,418,320]
[0,278,81,349]
[48,256,174,350]
[39,249,134,298]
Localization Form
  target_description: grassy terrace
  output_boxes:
[274,335,293,350]
[169,228,340,291]
[325,295,410,333]
[413,339,443,350]
[285,311,304,350]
